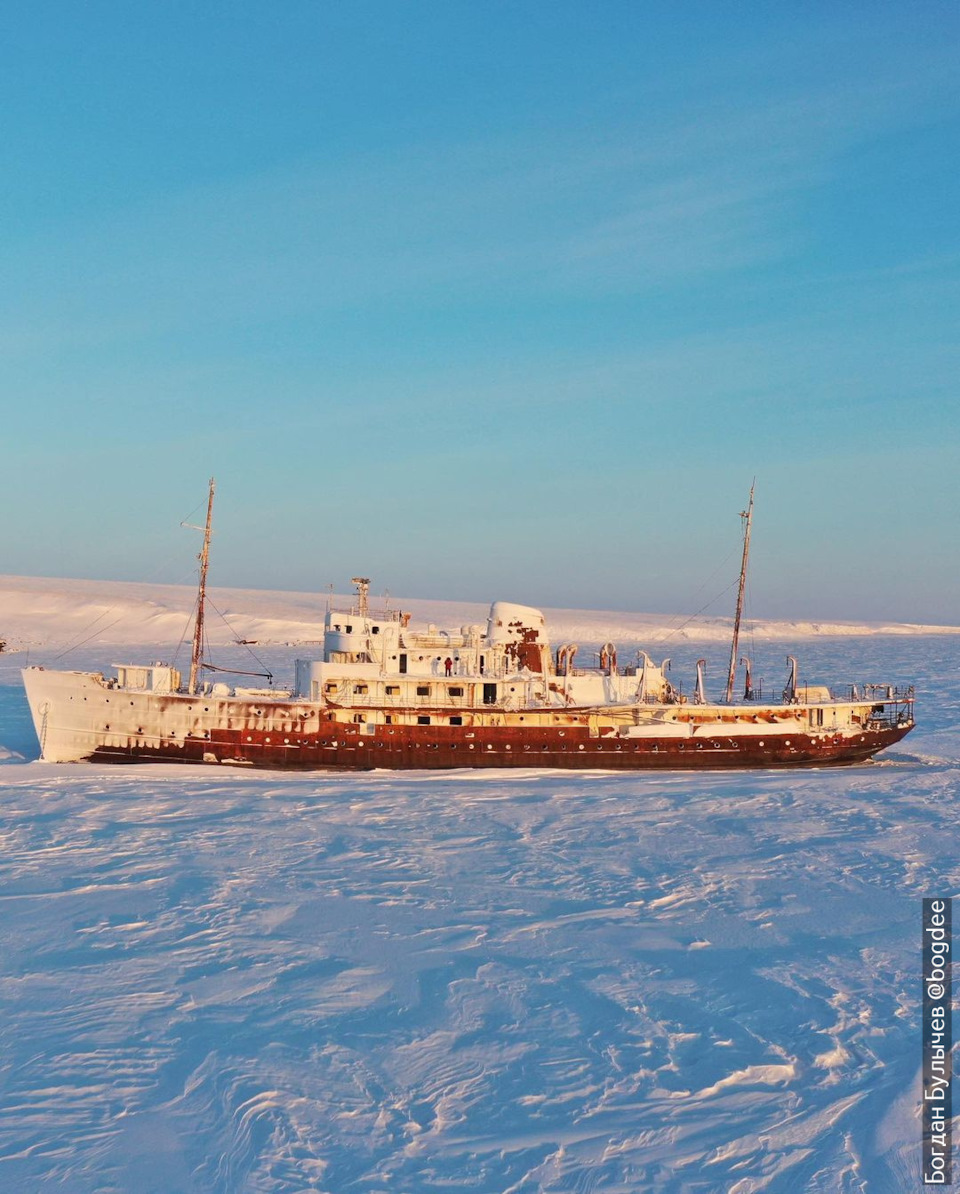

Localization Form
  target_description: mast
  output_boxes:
[188,478,216,695]
[724,482,754,703]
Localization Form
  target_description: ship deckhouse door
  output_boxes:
[399,654,408,674]
[483,683,497,705]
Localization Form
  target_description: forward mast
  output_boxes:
[187,477,216,695]
[724,482,755,703]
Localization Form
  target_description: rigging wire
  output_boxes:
[178,494,209,529]
[204,594,275,681]
[52,608,129,660]
[50,562,202,661]
[651,575,742,646]
[50,487,214,661]
[745,577,756,671]
[648,545,741,646]
[202,662,274,682]
[170,590,199,671]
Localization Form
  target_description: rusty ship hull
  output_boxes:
[84,721,911,770]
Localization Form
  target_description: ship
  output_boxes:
[22,481,915,770]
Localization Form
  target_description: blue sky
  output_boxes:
[2,2,958,622]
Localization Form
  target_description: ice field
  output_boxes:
[1,585,958,1191]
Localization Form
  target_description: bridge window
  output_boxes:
[417,716,431,725]
[417,686,430,696]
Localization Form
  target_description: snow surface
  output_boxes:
[1,574,957,655]
[1,577,958,1191]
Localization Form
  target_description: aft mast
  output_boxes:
[724,482,754,703]
[188,478,216,695]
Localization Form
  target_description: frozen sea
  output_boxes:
[1,633,958,1192]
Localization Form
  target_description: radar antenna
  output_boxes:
[352,577,370,619]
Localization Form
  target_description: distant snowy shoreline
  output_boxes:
[1,574,956,652]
